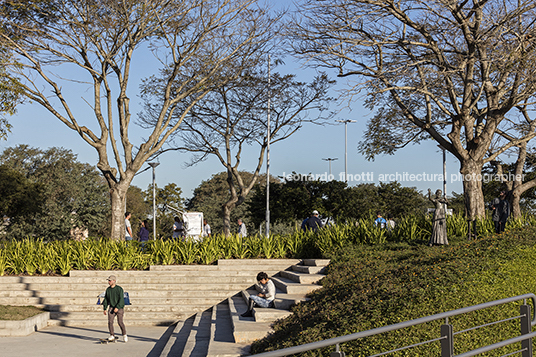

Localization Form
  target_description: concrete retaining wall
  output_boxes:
[0,312,50,336]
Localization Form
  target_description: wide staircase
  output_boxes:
[0,258,330,356]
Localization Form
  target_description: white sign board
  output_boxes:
[183,212,203,239]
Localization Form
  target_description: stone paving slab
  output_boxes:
[0,325,174,357]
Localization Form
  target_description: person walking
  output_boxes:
[173,216,184,240]
[305,210,323,232]
[138,220,149,250]
[103,275,127,342]
[386,214,396,231]
[492,191,510,234]
[374,212,387,229]
[202,219,211,237]
[237,218,247,237]
[124,212,132,241]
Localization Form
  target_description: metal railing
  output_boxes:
[251,293,536,357]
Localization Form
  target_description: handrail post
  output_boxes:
[441,322,454,357]
[520,304,532,357]
[330,343,345,357]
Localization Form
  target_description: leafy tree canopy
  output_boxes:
[248,176,429,226]
[0,145,109,240]
[0,164,44,219]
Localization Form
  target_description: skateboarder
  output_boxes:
[103,275,128,342]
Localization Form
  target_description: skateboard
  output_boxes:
[99,337,117,344]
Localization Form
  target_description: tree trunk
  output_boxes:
[222,203,233,236]
[460,160,486,221]
[109,183,130,241]
[511,192,522,219]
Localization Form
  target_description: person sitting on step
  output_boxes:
[241,272,276,317]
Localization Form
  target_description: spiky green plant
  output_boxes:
[55,244,73,276]
[177,239,198,265]
[227,235,250,259]
[95,238,115,270]
[36,242,56,275]
[196,238,220,264]
[260,236,277,259]
[72,240,95,270]
[114,241,138,270]
[150,239,176,265]
[0,250,10,276]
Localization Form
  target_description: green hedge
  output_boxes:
[0,232,327,276]
[251,228,536,356]
[0,213,533,276]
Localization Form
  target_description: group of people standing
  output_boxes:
[124,212,250,241]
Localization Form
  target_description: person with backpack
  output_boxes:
[103,275,128,342]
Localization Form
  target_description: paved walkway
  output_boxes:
[0,325,175,357]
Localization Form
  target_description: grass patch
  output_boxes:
[251,227,536,356]
[0,305,44,320]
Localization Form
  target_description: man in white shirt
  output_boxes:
[241,272,275,317]
[124,212,132,241]
[202,219,211,237]
[237,218,247,237]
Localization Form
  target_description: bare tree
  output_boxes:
[1,0,278,239]
[489,105,536,218]
[140,65,334,235]
[290,0,536,222]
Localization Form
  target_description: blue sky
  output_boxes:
[1,2,466,201]
[2,71,463,201]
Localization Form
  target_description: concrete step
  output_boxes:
[240,290,292,323]
[271,276,322,295]
[228,295,272,343]
[160,316,195,357]
[274,294,308,310]
[0,290,40,298]
[0,276,263,284]
[48,317,178,327]
[302,258,330,267]
[280,270,325,284]
[207,301,250,357]
[182,309,212,357]
[46,303,224,313]
[215,259,301,267]
[4,289,242,299]
[242,289,306,311]
[49,305,216,319]
[291,264,326,274]
[68,270,284,279]
[0,296,229,306]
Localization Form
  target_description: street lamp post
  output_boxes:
[438,145,447,212]
[336,119,356,183]
[147,162,160,240]
[322,158,338,177]
[266,54,271,237]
